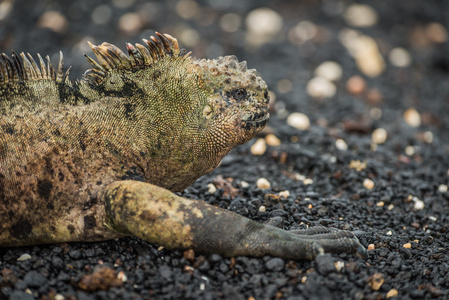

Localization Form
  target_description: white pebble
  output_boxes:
[259,205,266,212]
[219,13,241,33]
[386,231,393,236]
[265,134,281,146]
[257,178,271,190]
[287,112,310,130]
[389,47,412,67]
[412,197,425,210]
[55,294,65,300]
[343,4,378,27]
[339,29,385,77]
[246,7,283,36]
[118,270,127,282]
[335,139,348,151]
[314,61,343,82]
[404,108,421,127]
[240,181,249,188]
[429,216,437,222]
[334,261,345,271]
[423,131,433,143]
[17,254,32,261]
[372,128,387,144]
[405,145,415,156]
[438,184,448,193]
[303,178,313,185]
[251,138,267,156]
[279,190,290,198]
[363,178,375,190]
[207,183,217,194]
[288,20,317,43]
[306,77,336,99]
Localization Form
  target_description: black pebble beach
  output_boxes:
[1,1,449,299]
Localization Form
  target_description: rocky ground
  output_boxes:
[1,0,449,299]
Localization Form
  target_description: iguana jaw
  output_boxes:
[241,109,270,130]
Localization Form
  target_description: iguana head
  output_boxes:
[83,33,270,190]
[192,55,270,146]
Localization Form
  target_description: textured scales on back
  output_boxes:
[0,33,365,260]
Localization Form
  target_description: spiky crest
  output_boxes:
[83,32,188,85]
[0,50,71,85]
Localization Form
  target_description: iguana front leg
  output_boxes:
[100,180,365,260]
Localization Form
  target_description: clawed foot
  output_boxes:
[289,226,367,259]
[252,220,367,260]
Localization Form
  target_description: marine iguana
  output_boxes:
[0,33,365,260]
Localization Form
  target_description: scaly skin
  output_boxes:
[0,33,365,260]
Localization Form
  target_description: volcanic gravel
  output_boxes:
[1,1,449,299]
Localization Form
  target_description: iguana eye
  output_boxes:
[228,88,247,101]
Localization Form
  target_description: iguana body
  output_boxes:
[0,33,364,260]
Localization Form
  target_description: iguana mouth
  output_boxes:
[242,111,270,130]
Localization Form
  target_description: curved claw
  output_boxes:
[356,244,368,259]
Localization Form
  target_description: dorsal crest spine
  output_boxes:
[83,32,189,85]
[0,51,70,85]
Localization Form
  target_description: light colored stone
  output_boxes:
[335,139,348,151]
[314,61,343,82]
[287,112,310,130]
[207,183,217,194]
[372,128,387,144]
[37,11,68,33]
[306,77,336,98]
[219,13,241,32]
[340,29,385,77]
[386,289,399,299]
[346,75,366,95]
[404,108,421,127]
[426,22,448,43]
[265,134,281,146]
[257,178,271,190]
[288,21,317,44]
[245,8,283,47]
[343,4,378,27]
[363,178,375,190]
[389,47,412,67]
[251,138,267,156]
[279,190,290,198]
[17,253,32,261]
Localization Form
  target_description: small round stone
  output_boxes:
[335,139,348,151]
[251,138,267,156]
[367,244,375,251]
[17,253,32,261]
[372,128,387,144]
[386,289,399,298]
[278,190,290,198]
[344,4,378,27]
[413,198,425,210]
[314,61,343,82]
[363,178,375,190]
[389,47,412,67]
[246,7,283,36]
[404,108,421,127]
[257,178,271,190]
[438,184,448,193]
[265,134,281,146]
[425,22,448,43]
[287,112,310,130]
[346,75,366,95]
[219,13,241,33]
[306,77,336,99]
[207,183,217,194]
[403,243,411,249]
